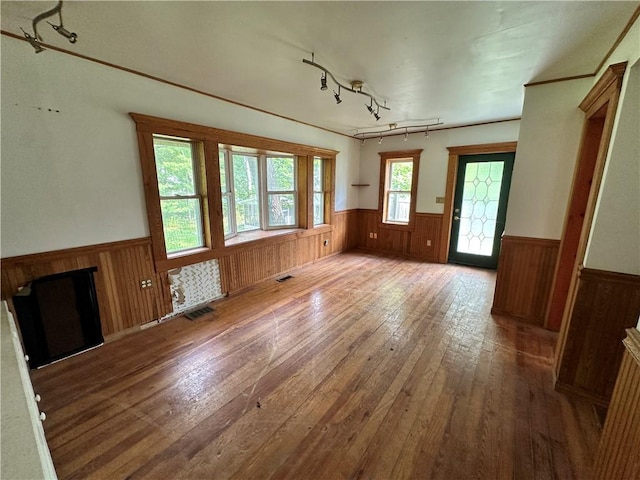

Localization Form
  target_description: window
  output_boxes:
[266,156,297,228]
[313,157,324,225]
[219,150,298,239]
[385,160,413,223]
[131,113,337,270]
[379,149,422,229]
[153,136,204,253]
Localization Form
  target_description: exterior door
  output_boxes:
[448,152,514,269]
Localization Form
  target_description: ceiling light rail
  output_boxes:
[20,1,78,54]
[355,120,443,143]
[303,53,390,121]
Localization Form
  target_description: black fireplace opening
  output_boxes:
[13,267,104,369]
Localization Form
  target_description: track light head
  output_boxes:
[320,72,328,91]
[374,112,381,121]
[21,28,45,53]
[334,86,342,104]
[366,104,374,114]
[378,136,383,144]
[48,21,77,43]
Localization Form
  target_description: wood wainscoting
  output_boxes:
[0,210,358,337]
[355,209,442,262]
[491,236,560,326]
[592,328,640,479]
[555,269,640,407]
[218,210,357,293]
[0,238,173,338]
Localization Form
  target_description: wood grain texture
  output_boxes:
[356,209,441,261]
[592,328,640,479]
[491,236,560,326]
[218,210,357,294]
[1,239,173,338]
[555,269,640,407]
[30,252,601,480]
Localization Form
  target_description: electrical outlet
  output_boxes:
[369,232,373,238]
[140,279,152,289]
[323,239,329,246]
[436,196,445,204]
[427,240,432,247]
[373,233,377,239]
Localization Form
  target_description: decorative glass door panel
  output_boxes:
[448,153,514,269]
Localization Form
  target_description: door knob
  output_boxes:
[454,216,460,221]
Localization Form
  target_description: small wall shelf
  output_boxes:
[351,183,370,187]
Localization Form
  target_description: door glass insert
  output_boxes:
[457,161,504,256]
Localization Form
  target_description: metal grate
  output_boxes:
[184,305,214,320]
[276,275,294,283]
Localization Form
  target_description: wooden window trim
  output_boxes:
[130,113,338,271]
[378,149,422,232]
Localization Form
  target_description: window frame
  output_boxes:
[378,149,422,231]
[131,113,337,271]
[313,156,325,226]
[262,154,298,230]
[153,135,207,254]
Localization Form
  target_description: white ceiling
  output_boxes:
[2,1,638,135]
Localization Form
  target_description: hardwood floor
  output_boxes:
[30,251,601,479]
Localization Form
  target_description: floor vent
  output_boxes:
[276,275,293,283]
[184,305,214,320]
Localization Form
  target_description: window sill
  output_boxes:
[225,228,299,247]
[379,221,414,232]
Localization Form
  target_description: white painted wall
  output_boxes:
[503,77,593,239]
[0,36,359,258]
[584,64,640,274]
[357,121,520,213]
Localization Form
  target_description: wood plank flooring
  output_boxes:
[30,251,601,479]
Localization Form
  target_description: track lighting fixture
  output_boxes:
[303,53,390,118]
[355,119,443,143]
[334,86,342,104]
[20,1,78,53]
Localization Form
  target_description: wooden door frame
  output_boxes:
[553,62,627,372]
[439,142,518,263]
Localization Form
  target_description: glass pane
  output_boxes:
[160,199,203,253]
[267,157,295,192]
[219,150,227,192]
[153,137,197,196]
[389,161,413,191]
[268,194,296,227]
[314,192,324,225]
[232,154,259,232]
[456,160,505,256]
[387,192,411,223]
[222,195,232,236]
[313,157,323,192]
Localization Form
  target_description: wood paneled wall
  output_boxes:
[355,209,442,262]
[212,210,358,294]
[1,211,359,337]
[555,269,640,406]
[592,328,640,479]
[491,236,560,326]
[0,239,173,338]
